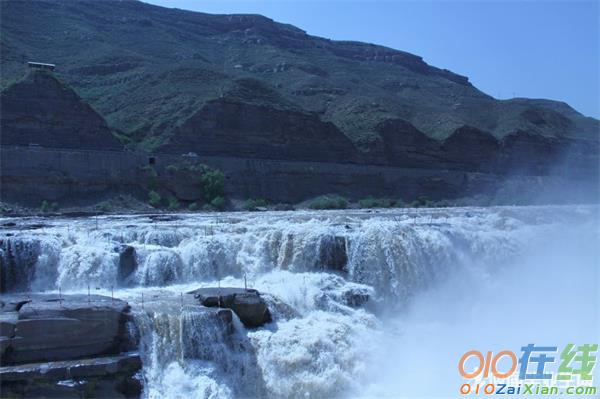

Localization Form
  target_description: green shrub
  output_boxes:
[98,202,112,212]
[142,165,159,190]
[421,200,435,208]
[408,200,421,208]
[190,163,209,173]
[358,197,376,208]
[166,164,179,173]
[141,165,158,177]
[167,196,180,210]
[273,203,294,211]
[358,197,394,208]
[41,201,59,213]
[188,202,199,211]
[210,196,226,211]
[201,169,225,202]
[395,199,407,208]
[148,190,162,208]
[41,200,50,213]
[244,198,268,211]
[420,198,455,208]
[308,195,348,210]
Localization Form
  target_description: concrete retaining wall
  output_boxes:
[1,146,596,205]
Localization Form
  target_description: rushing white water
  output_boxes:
[1,205,598,398]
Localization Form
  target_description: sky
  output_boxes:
[146,0,599,118]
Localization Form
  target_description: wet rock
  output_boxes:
[118,245,137,284]
[0,237,41,294]
[341,287,371,307]
[0,351,141,381]
[188,287,272,328]
[261,294,300,321]
[0,352,142,398]
[0,293,133,365]
[318,235,348,272]
[0,312,18,337]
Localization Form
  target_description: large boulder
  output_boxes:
[317,235,348,272]
[117,245,137,285]
[188,287,272,328]
[0,294,133,365]
[0,352,142,398]
[341,286,371,307]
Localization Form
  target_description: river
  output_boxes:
[1,205,598,398]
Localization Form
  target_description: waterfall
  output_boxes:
[130,292,265,399]
[0,208,559,296]
[1,206,597,398]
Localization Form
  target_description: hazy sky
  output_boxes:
[146,0,599,118]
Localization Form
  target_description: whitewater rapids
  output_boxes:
[1,205,598,398]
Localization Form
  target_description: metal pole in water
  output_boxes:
[244,273,247,290]
[141,292,144,310]
[58,286,62,308]
[180,292,183,309]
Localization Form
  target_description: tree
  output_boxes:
[201,169,225,202]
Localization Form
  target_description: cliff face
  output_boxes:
[0,70,122,150]
[374,119,441,168]
[159,102,597,178]
[160,99,361,163]
[441,126,500,173]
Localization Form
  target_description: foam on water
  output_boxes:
[1,205,597,398]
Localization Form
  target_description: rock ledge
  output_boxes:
[188,287,272,328]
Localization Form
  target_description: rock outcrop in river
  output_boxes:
[0,293,141,398]
[190,287,272,328]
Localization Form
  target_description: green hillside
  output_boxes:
[1,0,597,152]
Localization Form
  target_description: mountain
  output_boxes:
[0,69,122,149]
[1,0,597,156]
